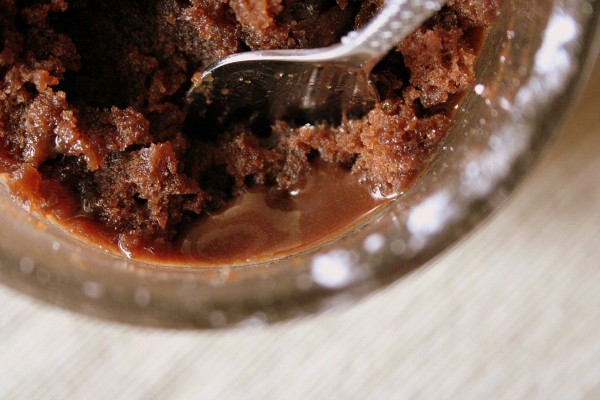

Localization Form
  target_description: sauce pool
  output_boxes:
[54,161,387,267]
[175,161,387,266]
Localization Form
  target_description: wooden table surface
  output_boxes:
[1,59,599,399]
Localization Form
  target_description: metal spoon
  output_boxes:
[187,0,446,124]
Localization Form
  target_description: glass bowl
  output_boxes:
[1,0,599,329]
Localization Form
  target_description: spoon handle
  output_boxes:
[340,0,447,68]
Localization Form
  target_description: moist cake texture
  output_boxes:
[0,0,499,261]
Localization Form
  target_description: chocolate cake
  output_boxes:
[0,0,499,263]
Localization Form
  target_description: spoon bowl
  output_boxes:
[187,0,446,124]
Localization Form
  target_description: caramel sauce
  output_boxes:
[173,161,386,266]
[41,161,385,267]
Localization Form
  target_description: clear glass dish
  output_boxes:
[1,0,599,328]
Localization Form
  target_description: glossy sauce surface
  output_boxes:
[175,161,386,265]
